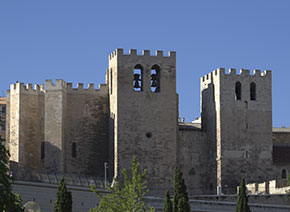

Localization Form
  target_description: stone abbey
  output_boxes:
[5,49,290,195]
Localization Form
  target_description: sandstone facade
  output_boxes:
[5,49,290,195]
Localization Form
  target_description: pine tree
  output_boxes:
[172,167,190,212]
[89,156,155,212]
[0,132,22,212]
[236,178,251,212]
[163,190,173,212]
[54,177,72,212]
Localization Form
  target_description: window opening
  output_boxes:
[133,64,143,92]
[235,82,241,100]
[72,142,77,158]
[151,65,160,92]
[2,106,6,114]
[41,142,45,159]
[282,169,287,179]
[1,120,5,131]
[250,82,256,101]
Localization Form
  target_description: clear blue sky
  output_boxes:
[0,1,289,127]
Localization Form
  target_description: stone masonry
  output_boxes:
[5,48,290,195]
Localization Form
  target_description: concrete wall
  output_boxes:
[12,181,290,212]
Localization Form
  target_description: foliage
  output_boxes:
[172,167,190,212]
[0,133,22,212]
[89,156,155,212]
[54,177,72,212]
[236,178,251,212]
[287,174,290,186]
[162,190,172,212]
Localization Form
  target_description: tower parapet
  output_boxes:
[10,82,44,94]
[45,80,107,94]
[202,68,271,83]
[109,48,176,61]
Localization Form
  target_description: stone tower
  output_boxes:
[201,68,273,194]
[108,49,178,192]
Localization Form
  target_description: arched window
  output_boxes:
[41,142,45,159]
[72,142,77,158]
[151,64,160,92]
[235,82,242,100]
[250,82,256,101]
[133,64,143,92]
[282,169,287,179]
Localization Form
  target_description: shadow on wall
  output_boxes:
[201,76,217,195]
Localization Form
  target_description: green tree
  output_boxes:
[236,178,251,212]
[54,177,72,212]
[163,190,172,212]
[0,131,22,211]
[89,156,155,212]
[172,167,190,212]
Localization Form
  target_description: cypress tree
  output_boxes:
[163,190,173,212]
[172,167,190,212]
[54,177,72,212]
[236,178,251,212]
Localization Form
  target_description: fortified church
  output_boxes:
[5,49,290,195]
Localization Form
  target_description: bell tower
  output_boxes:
[108,49,178,192]
[201,68,273,194]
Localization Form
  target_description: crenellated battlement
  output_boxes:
[109,48,176,60]
[44,80,107,94]
[10,82,45,94]
[201,68,271,82]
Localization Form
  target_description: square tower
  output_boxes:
[201,68,273,194]
[108,49,178,192]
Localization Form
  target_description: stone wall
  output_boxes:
[7,80,109,178]
[0,97,6,140]
[64,83,109,177]
[8,83,44,172]
[201,68,274,194]
[178,123,209,195]
[109,49,178,192]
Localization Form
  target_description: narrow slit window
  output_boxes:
[250,82,256,101]
[151,64,160,92]
[133,64,143,92]
[41,142,45,159]
[235,82,241,100]
[72,142,77,158]
[282,169,287,179]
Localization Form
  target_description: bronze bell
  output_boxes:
[134,80,140,88]
[151,74,157,87]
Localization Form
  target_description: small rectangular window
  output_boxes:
[72,142,77,158]
[1,120,6,131]
[2,106,6,114]
[41,142,45,159]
